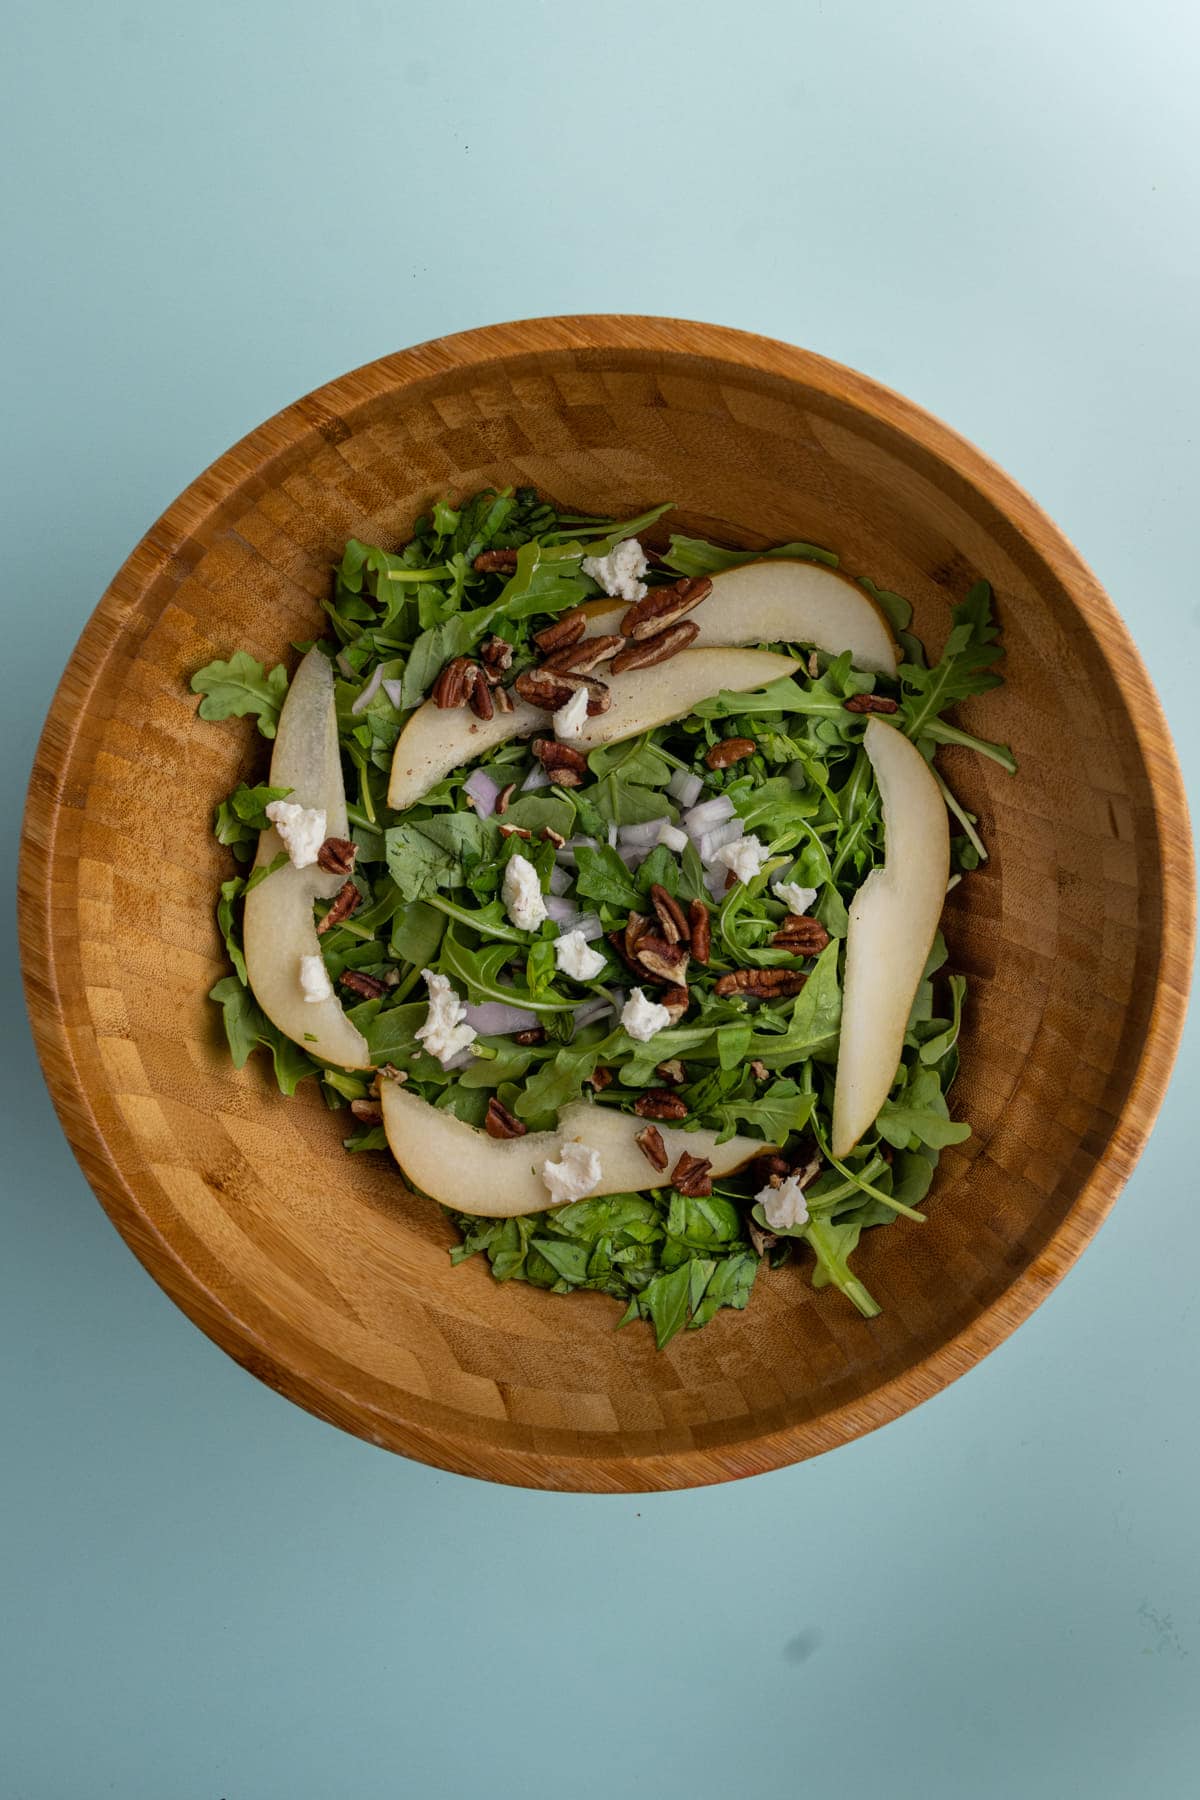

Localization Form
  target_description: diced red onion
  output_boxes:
[575,998,615,1029]
[683,794,736,833]
[547,863,572,895]
[549,908,603,940]
[667,768,704,808]
[704,866,728,902]
[463,1000,541,1035]
[350,664,385,715]
[441,1047,478,1071]
[618,818,670,848]
[697,819,745,860]
[463,768,501,817]
[521,764,551,792]
[382,678,405,709]
[607,823,618,848]
[617,845,647,870]
[656,821,688,853]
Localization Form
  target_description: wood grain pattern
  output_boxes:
[18,316,1195,1491]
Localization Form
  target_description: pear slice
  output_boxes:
[242,648,371,1069]
[582,558,899,676]
[386,648,798,809]
[831,719,950,1158]
[380,1083,773,1218]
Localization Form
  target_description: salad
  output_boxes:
[195,489,1014,1348]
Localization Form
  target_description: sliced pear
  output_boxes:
[380,1083,773,1218]
[387,648,798,809]
[242,648,371,1069]
[831,719,949,1158]
[582,559,899,676]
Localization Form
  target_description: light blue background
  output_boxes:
[3,3,1197,1795]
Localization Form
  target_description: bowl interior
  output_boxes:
[22,321,1188,1490]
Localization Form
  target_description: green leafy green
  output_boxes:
[191,653,289,739]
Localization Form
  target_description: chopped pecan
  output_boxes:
[704,737,756,770]
[656,1058,686,1085]
[633,1090,689,1121]
[338,970,386,1000]
[464,663,494,720]
[432,656,473,709]
[484,1096,526,1139]
[541,826,566,849]
[753,1154,792,1183]
[541,634,626,674]
[512,1026,546,1046]
[748,1216,777,1258]
[316,836,358,876]
[499,823,532,841]
[533,609,587,652]
[316,879,362,936]
[588,1065,613,1091]
[660,984,690,1024]
[514,667,611,716]
[607,929,644,974]
[610,619,699,673]
[807,650,821,680]
[688,900,711,964]
[495,782,515,816]
[349,1098,383,1126]
[532,738,588,786]
[492,685,515,714]
[635,1124,669,1172]
[621,575,712,640]
[649,883,689,945]
[713,968,808,999]
[671,1150,713,1198]
[771,916,831,954]
[723,868,738,892]
[473,548,520,572]
[749,1059,769,1082]
[378,1063,408,1084]
[479,633,514,675]
[635,936,690,984]
[843,693,900,715]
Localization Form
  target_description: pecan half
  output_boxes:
[338,970,386,1000]
[541,634,625,675]
[317,836,358,876]
[636,936,690,984]
[656,1058,686,1085]
[660,984,690,1024]
[316,880,362,936]
[621,575,712,640]
[771,916,831,954]
[624,911,651,961]
[633,1090,689,1121]
[514,667,611,715]
[484,1096,526,1139]
[714,968,808,999]
[635,1124,669,1172]
[495,782,515,815]
[479,634,514,675]
[349,1098,383,1126]
[844,693,900,715]
[432,656,474,709]
[533,738,588,785]
[705,737,756,770]
[588,1065,613,1091]
[473,548,520,572]
[671,1150,713,1198]
[465,664,494,720]
[688,900,711,964]
[533,609,587,652]
[649,883,689,945]
[752,1154,791,1183]
[607,929,644,975]
[610,619,699,673]
[512,1026,546,1046]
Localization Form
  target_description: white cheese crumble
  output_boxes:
[542,1140,603,1206]
[773,880,819,916]
[581,537,648,602]
[620,986,672,1042]
[414,968,477,1068]
[502,853,548,932]
[553,684,590,741]
[299,953,333,1004]
[265,800,326,869]
[712,833,769,885]
[553,929,607,981]
[757,1171,810,1230]
[656,820,689,853]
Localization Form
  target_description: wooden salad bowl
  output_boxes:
[19,317,1194,1491]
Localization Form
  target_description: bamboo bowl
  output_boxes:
[20,317,1194,1491]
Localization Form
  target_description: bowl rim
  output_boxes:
[19,314,1196,1492]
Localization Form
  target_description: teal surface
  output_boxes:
[3,3,1198,1795]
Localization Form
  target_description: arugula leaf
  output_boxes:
[875,1066,971,1150]
[191,652,289,739]
[208,976,317,1094]
[901,581,1009,748]
[214,782,293,858]
[574,843,641,911]
[713,1080,815,1144]
[662,534,838,576]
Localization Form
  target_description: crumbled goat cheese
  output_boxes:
[553,684,590,741]
[265,800,327,869]
[299,954,333,1004]
[502,853,548,932]
[541,1140,603,1206]
[620,986,672,1042]
[712,833,769,885]
[554,929,607,981]
[581,537,648,602]
[757,1171,810,1230]
[656,820,689,853]
[773,880,819,915]
[414,969,477,1068]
